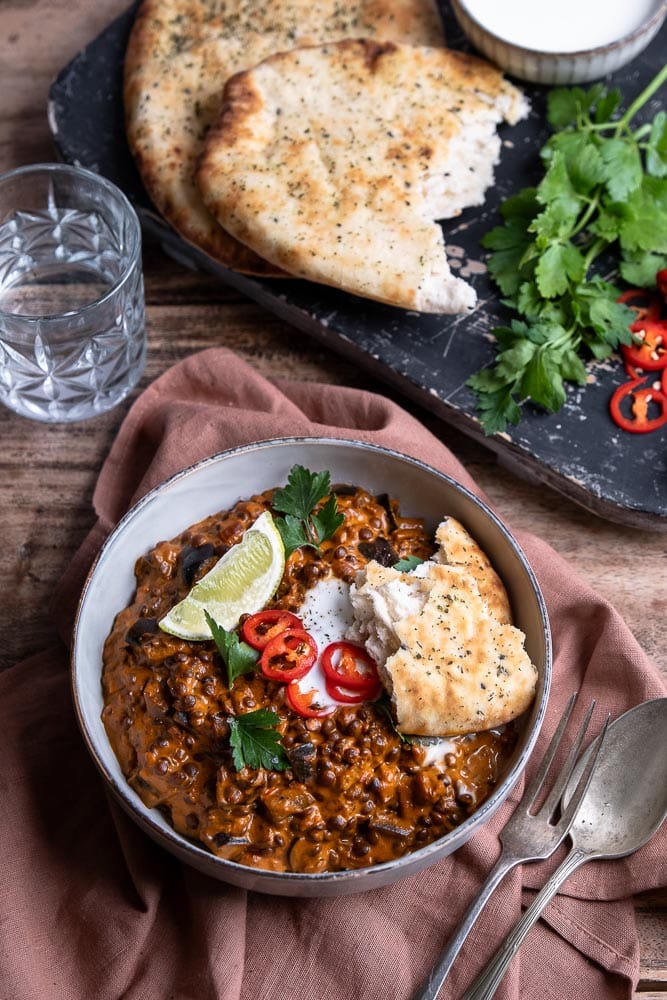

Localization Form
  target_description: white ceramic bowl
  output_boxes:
[451,0,667,84]
[72,438,552,896]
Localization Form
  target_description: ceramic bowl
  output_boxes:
[451,0,667,84]
[71,438,552,896]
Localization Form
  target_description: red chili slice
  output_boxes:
[242,610,303,650]
[260,629,317,682]
[609,381,667,434]
[321,641,379,690]
[622,319,667,371]
[325,675,382,704]
[286,682,334,718]
[617,288,662,323]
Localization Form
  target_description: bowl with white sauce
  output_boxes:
[72,438,552,896]
[451,0,667,84]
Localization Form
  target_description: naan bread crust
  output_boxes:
[196,40,527,310]
[124,0,445,274]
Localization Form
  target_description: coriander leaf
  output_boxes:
[535,241,585,298]
[600,138,643,200]
[519,350,567,413]
[536,151,583,218]
[620,249,667,287]
[311,493,344,545]
[272,465,344,556]
[618,176,667,253]
[544,133,605,194]
[393,555,424,572]
[205,611,258,687]
[482,217,534,297]
[646,111,667,177]
[466,374,523,436]
[557,346,588,384]
[593,87,621,124]
[275,513,309,557]
[273,465,331,521]
[547,86,590,129]
[227,708,289,772]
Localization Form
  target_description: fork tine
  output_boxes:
[557,713,610,830]
[524,692,578,810]
[538,699,597,818]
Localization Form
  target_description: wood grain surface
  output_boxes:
[1,0,665,993]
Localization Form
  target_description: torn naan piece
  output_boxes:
[434,516,512,624]
[349,561,537,736]
[124,0,445,275]
[196,40,528,311]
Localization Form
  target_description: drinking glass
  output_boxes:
[0,163,146,422]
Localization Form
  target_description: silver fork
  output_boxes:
[413,693,602,1000]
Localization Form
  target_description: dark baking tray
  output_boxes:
[48,2,667,530]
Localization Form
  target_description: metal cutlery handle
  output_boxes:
[413,853,518,1000]
[461,847,589,1000]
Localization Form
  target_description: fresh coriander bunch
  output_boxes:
[468,64,667,434]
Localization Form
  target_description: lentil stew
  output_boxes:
[101,484,519,873]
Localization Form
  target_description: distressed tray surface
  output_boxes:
[48,3,667,529]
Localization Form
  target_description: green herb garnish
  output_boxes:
[375,692,413,744]
[272,465,344,557]
[204,611,259,687]
[393,555,424,572]
[468,65,667,434]
[227,708,290,771]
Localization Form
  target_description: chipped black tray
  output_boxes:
[48,2,667,530]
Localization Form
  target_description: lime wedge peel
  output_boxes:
[159,511,285,640]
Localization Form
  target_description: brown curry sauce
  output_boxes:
[102,485,517,873]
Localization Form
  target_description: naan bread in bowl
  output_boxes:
[348,519,537,736]
[196,40,528,311]
[124,0,445,275]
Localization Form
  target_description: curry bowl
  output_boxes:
[72,438,551,896]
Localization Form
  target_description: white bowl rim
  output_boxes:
[452,0,667,59]
[71,436,553,888]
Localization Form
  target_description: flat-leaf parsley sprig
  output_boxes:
[227,708,290,771]
[468,64,667,434]
[272,465,345,557]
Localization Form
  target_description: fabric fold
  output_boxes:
[4,347,665,1000]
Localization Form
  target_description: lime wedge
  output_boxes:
[159,511,285,640]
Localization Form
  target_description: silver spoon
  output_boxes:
[462,697,667,1000]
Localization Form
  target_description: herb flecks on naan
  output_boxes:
[197,41,528,311]
[124,0,445,275]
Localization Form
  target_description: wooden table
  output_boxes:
[2,1,665,994]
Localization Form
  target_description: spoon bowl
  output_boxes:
[563,697,667,857]
[463,697,667,999]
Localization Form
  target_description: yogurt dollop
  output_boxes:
[462,0,660,53]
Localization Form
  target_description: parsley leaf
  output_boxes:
[227,708,290,771]
[273,465,344,557]
[393,555,424,572]
[204,611,258,687]
[469,64,667,433]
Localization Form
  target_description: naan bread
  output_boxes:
[124,0,445,275]
[349,555,537,736]
[197,40,528,310]
[434,516,512,623]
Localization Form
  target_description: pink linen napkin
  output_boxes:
[1,347,664,1000]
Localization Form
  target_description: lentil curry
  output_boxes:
[102,484,518,873]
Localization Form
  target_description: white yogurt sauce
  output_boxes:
[297,577,357,709]
[463,0,659,52]
[296,578,456,765]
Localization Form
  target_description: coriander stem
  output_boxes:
[617,62,667,132]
